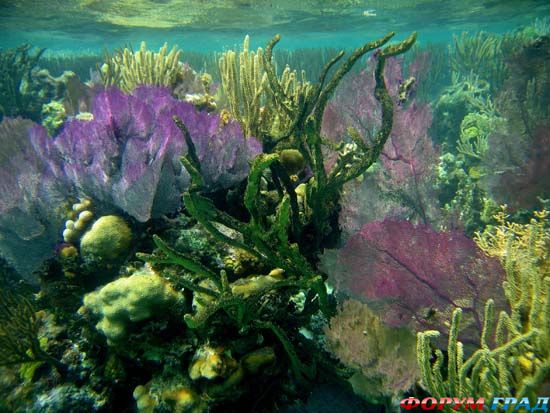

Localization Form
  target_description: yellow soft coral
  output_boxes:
[475,206,549,328]
[417,207,550,408]
[100,41,183,93]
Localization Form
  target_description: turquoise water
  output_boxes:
[2,0,550,52]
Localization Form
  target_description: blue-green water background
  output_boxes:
[1,0,550,56]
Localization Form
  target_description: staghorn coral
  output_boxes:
[99,41,184,93]
[324,299,418,405]
[417,208,550,408]
[320,219,507,349]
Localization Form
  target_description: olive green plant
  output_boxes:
[449,31,507,90]
[140,32,417,384]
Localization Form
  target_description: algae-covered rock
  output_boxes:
[81,265,183,344]
[79,215,132,265]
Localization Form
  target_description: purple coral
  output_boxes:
[52,86,260,222]
[321,219,507,348]
[322,56,440,237]
[0,118,69,281]
[0,86,260,280]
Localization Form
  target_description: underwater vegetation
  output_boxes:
[0,16,549,413]
[418,208,550,410]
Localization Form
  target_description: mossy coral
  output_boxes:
[80,265,184,344]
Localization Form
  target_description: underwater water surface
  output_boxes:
[0,1,549,412]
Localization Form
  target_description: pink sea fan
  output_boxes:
[320,219,507,348]
[322,55,440,237]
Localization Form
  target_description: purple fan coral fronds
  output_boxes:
[0,118,69,282]
[52,86,260,222]
[321,219,507,348]
[322,56,440,237]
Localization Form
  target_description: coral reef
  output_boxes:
[41,100,67,136]
[417,208,550,408]
[323,55,440,236]
[321,219,507,348]
[80,264,184,344]
[100,41,184,93]
[325,299,418,405]
[0,44,77,122]
[0,117,69,281]
[0,289,66,374]
[50,86,259,221]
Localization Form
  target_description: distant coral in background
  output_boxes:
[481,122,550,211]
[99,41,184,93]
[0,44,77,122]
[321,219,507,348]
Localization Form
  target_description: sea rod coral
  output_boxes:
[417,208,549,409]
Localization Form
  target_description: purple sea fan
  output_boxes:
[322,56,440,237]
[320,219,507,348]
[52,86,259,222]
[0,118,69,281]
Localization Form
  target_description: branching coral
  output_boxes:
[219,32,417,251]
[218,35,315,139]
[417,208,550,407]
[449,31,508,90]
[99,41,184,93]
